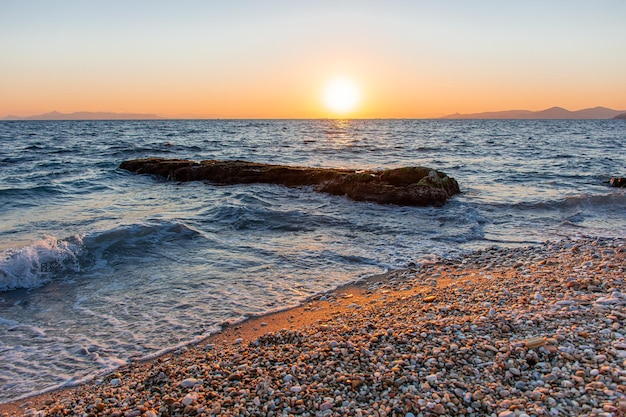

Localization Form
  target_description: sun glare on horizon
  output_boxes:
[323,78,361,116]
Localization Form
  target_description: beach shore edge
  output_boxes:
[2,236,624,416]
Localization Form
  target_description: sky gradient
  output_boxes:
[2,1,625,119]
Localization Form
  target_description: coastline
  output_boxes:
[1,236,625,416]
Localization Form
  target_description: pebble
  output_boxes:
[319,402,332,411]
[182,392,198,406]
[20,237,626,417]
[425,374,438,383]
[180,378,198,388]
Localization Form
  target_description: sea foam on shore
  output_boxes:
[4,236,624,417]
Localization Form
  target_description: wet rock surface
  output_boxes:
[610,177,626,188]
[119,158,460,206]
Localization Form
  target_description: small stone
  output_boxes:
[614,341,626,349]
[515,381,527,390]
[182,392,198,406]
[473,390,485,400]
[319,402,333,411]
[234,338,243,344]
[110,378,121,387]
[498,412,515,417]
[181,378,198,388]
[423,295,436,303]
[290,386,302,393]
[523,337,546,348]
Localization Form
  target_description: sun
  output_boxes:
[323,78,361,115]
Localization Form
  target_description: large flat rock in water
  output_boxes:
[120,158,461,206]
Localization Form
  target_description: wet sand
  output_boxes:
[1,237,625,416]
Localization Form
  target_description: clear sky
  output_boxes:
[1,0,625,118]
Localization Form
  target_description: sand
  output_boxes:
[1,237,624,416]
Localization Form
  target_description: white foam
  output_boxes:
[0,235,83,291]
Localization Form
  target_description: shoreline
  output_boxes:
[2,236,625,416]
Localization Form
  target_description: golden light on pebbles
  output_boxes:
[22,237,626,417]
[422,295,436,303]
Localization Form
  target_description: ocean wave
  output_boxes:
[201,203,323,232]
[491,190,626,211]
[0,220,201,292]
[0,184,66,201]
[0,235,83,292]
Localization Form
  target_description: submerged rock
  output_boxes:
[610,177,626,188]
[120,158,460,206]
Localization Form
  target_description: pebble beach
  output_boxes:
[2,236,625,417]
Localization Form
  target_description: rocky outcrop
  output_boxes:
[120,158,461,206]
[610,177,626,188]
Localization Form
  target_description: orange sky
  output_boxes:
[1,1,625,119]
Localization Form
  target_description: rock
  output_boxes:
[181,378,198,388]
[523,337,546,348]
[319,402,333,411]
[119,158,461,207]
[610,177,626,187]
[182,392,198,406]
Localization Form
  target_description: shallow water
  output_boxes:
[1,119,625,401]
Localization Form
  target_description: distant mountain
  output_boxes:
[615,112,626,120]
[3,111,163,120]
[441,106,625,120]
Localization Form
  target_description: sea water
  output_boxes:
[0,119,625,402]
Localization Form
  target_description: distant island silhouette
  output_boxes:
[3,111,163,121]
[441,106,625,120]
[3,107,626,120]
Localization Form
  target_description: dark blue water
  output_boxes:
[1,119,625,401]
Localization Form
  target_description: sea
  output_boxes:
[0,119,625,402]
